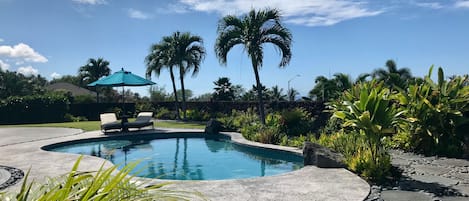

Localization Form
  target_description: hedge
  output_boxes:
[0,95,69,124]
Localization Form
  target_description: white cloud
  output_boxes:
[0,43,48,63]
[17,66,39,77]
[455,0,469,8]
[175,0,383,26]
[0,59,10,70]
[414,2,443,9]
[72,0,107,5]
[50,72,62,79]
[128,8,151,19]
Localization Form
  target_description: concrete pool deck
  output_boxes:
[0,127,370,201]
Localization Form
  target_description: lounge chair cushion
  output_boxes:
[100,113,122,131]
[124,112,154,129]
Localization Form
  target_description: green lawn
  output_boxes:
[0,120,205,131]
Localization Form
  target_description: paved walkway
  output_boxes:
[0,127,370,201]
[367,150,469,201]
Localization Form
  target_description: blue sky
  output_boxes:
[1,0,468,97]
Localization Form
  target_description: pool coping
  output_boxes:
[0,127,370,201]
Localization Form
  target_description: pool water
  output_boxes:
[49,137,303,180]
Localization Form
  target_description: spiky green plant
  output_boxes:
[394,66,469,156]
[0,156,204,201]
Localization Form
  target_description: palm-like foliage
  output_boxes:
[287,88,299,101]
[309,73,353,101]
[372,59,412,89]
[146,31,205,120]
[145,41,182,120]
[78,58,111,103]
[213,77,235,101]
[0,156,203,201]
[215,8,292,124]
[269,85,287,101]
[78,58,111,85]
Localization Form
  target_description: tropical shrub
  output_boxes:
[0,156,202,201]
[328,80,405,182]
[281,108,315,136]
[393,67,469,157]
[155,107,177,120]
[184,109,211,121]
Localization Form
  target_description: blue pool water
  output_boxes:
[48,136,303,180]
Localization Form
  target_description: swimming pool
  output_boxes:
[45,134,303,180]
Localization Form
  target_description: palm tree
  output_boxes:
[146,32,205,120]
[78,58,111,102]
[270,85,287,101]
[78,58,111,85]
[172,32,205,120]
[287,88,299,102]
[145,40,181,120]
[215,8,292,124]
[213,77,235,101]
[372,59,412,89]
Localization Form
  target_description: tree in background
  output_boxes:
[372,59,412,89]
[309,73,352,101]
[148,85,172,102]
[78,58,111,103]
[172,32,206,120]
[50,75,82,86]
[215,8,292,124]
[146,37,181,119]
[0,69,47,99]
[78,58,111,85]
[287,88,299,101]
[213,77,235,101]
[146,31,205,120]
[269,85,287,101]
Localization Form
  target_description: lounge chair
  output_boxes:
[124,112,154,130]
[100,113,122,132]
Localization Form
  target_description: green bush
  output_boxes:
[155,107,177,120]
[393,67,469,157]
[185,109,211,121]
[281,108,315,136]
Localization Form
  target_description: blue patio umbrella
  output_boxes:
[88,68,155,114]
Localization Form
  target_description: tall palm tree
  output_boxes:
[372,59,412,89]
[145,31,205,120]
[145,39,181,120]
[215,8,292,124]
[79,58,111,103]
[172,32,205,120]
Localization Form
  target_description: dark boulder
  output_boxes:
[303,141,346,168]
[205,118,222,134]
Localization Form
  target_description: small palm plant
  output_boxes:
[0,156,204,201]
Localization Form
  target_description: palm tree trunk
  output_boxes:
[252,60,266,124]
[169,67,181,120]
[179,69,187,121]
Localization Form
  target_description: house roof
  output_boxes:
[47,82,97,97]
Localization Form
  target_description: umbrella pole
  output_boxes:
[122,86,125,116]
